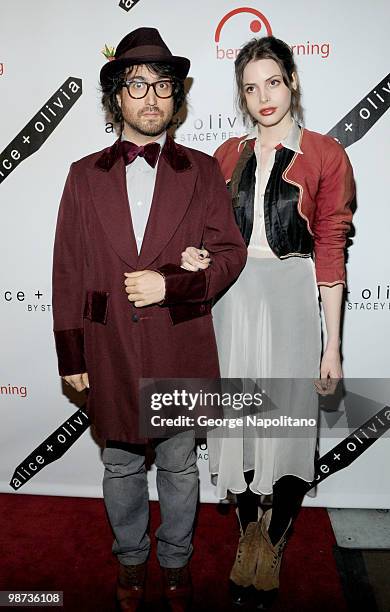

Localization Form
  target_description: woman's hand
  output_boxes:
[315,346,343,396]
[63,372,89,392]
[180,246,211,272]
[316,284,344,396]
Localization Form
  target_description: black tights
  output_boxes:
[236,471,309,545]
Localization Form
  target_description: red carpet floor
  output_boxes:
[0,493,348,611]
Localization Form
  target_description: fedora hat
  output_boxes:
[100,27,190,88]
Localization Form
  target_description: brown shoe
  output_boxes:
[229,508,263,606]
[162,564,192,612]
[253,508,291,592]
[116,561,147,611]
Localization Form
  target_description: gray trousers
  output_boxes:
[102,431,198,568]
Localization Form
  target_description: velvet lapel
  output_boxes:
[87,146,138,270]
[137,136,197,269]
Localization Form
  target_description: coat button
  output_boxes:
[132,313,139,322]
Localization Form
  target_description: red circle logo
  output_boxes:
[215,8,273,43]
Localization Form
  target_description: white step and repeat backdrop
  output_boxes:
[1,0,389,507]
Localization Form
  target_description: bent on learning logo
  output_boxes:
[215,7,272,60]
[215,7,330,60]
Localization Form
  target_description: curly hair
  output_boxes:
[234,36,304,126]
[100,62,186,129]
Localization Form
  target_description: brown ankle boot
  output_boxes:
[230,521,259,588]
[116,561,147,611]
[229,507,263,593]
[162,564,192,612]
[253,508,291,593]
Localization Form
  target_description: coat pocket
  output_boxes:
[83,290,109,324]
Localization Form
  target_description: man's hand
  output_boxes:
[181,247,211,272]
[63,372,89,392]
[124,270,165,307]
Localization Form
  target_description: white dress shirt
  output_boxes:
[122,131,166,253]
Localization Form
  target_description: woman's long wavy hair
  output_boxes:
[234,36,304,126]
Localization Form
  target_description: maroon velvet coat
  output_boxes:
[52,136,247,443]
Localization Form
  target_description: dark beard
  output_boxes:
[130,119,171,137]
[123,106,173,138]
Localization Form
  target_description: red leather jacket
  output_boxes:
[214,127,355,287]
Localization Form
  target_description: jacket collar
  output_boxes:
[239,118,303,155]
[95,133,192,172]
[280,118,303,153]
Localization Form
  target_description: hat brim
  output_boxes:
[100,55,190,89]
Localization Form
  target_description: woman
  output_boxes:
[181,36,354,607]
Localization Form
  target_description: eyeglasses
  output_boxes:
[122,79,175,99]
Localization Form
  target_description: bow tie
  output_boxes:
[120,140,161,168]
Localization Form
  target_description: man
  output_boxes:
[52,27,246,611]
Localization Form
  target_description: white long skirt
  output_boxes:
[208,256,322,499]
